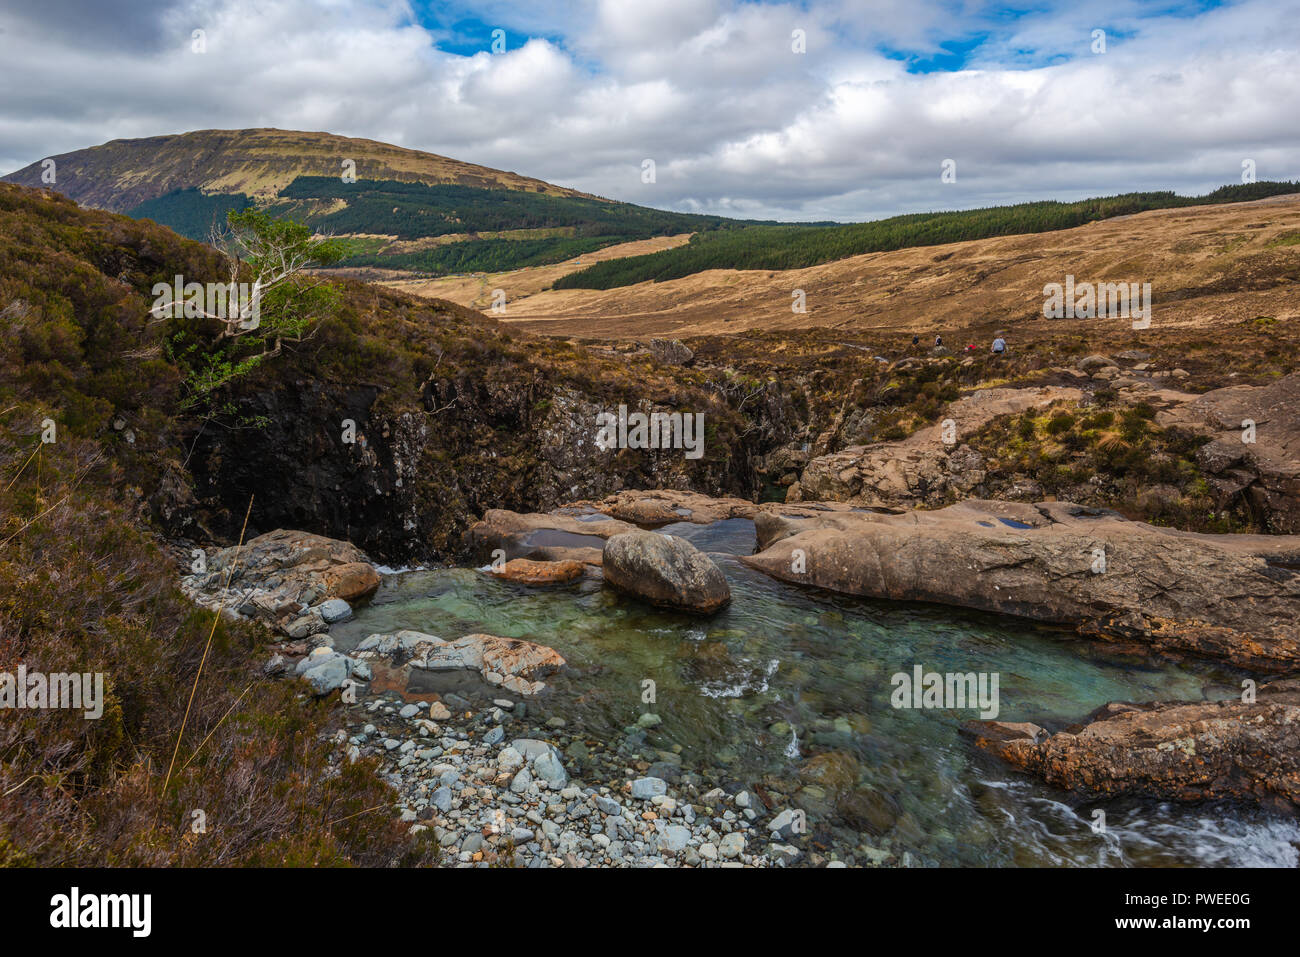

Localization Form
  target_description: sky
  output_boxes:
[0,0,1297,222]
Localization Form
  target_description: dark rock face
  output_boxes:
[742,498,1300,670]
[185,369,777,563]
[187,380,406,552]
[964,680,1300,809]
[602,530,731,614]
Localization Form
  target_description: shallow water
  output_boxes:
[335,518,1300,867]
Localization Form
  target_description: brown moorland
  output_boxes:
[413,194,1300,343]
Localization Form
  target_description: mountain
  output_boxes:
[2,128,777,276]
[1,127,600,211]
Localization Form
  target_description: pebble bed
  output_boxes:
[336,685,875,868]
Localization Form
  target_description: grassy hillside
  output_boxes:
[126,187,255,242]
[128,176,792,276]
[0,183,434,865]
[553,182,1300,290]
[275,176,752,240]
[265,176,777,275]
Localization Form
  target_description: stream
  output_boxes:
[334,517,1300,867]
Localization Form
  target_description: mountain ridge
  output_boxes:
[2,127,607,212]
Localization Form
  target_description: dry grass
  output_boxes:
[419,194,1300,342]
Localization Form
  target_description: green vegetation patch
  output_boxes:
[127,187,253,241]
[964,396,1252,533]
[0,184,433,865]
[273,176,777,241]
[338,234,624,275]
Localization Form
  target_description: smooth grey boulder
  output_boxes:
[300,654,350,694]
[602,531,731,614]
[660,825,691,852]
[534,750,568,787]
[317,597,353,623]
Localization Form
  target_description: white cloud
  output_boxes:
[0,0,1297,221]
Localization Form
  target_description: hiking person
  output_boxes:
[992,336,1006,355]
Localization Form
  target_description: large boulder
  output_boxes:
[648,338,694,366]
[602,531,731,614]
[964,679,1300,809]
[294,648,367,696]
[486,558,586,585]
[742,499,1300,670]
[1077,354,1117,372]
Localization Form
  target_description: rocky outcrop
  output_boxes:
[648,339,695,366]
[964,679,1300,809]
[355,630,566,696]
[181,529,381,638]
[792,385,1082,506]
[742,499,1300,670]
[789,371,1300,532]
[1158,371,1300,532]
[602,531,731,614]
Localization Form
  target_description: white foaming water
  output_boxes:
[784,726,801,760]
[977,778,1300,867]
[698,658,780,699]
[1109,807,1300,868]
